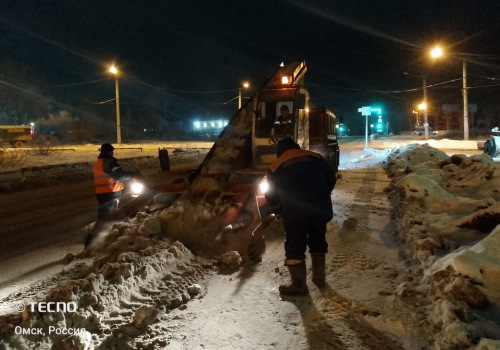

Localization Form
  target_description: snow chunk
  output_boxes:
[138,216,163,236]
[396,174,457,213]
[134,305,159,328]
[187,284,202,296]
[221,251,243,269]
[451,225,500,302]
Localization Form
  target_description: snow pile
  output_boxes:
[151,102,264,262]
[85,191,248,266]
[385,144,500,349]
[0,101,261,349]
[2,171,247,349]
[0,238,215,349]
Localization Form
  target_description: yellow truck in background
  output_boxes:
[0,125,33,147]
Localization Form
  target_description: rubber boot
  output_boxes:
[311,253,326,288]
[279,261,309,296]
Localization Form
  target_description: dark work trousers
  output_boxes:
[282,212,328,261]
[96,190,122,220]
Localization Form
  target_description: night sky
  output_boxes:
[2,0,500,133]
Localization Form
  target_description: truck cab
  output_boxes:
[251,61,339,172]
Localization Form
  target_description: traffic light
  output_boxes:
[376,115,383,132]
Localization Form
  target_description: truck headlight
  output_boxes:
[259,180,269,194]
[130,182,144,195]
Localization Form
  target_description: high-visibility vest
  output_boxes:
[268,149,320,173]
[92,159,124,194]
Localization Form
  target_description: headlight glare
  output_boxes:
[131,182,144,195]
[259,181,269,194]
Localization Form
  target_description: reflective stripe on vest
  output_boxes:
[92,159,124,194]
[268,149,320,173]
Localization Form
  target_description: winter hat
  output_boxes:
[100,143,115,154]
[276,137,300,157]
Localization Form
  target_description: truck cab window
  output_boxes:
[255,101,294,138]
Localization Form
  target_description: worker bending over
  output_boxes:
[265,137,336,295]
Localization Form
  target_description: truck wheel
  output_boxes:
[13,141,24,148]
[484,139,498,157]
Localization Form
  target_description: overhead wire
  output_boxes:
[44,78,109,87]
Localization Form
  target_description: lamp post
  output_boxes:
[418,82,429,139]
[238,82,249,109]
[109,65,121,144]
[462,60,469,140]
[404,72,429,140]
[430,47,469,140]
[422,76,429,140]
[412,110,420,126]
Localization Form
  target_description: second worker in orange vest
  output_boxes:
[92,143,141,220]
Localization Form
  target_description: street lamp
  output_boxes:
[404,72,429,140]
[462,59,469,140]
[430,47,469,140]
[109,65,121,144]
[412,109,420,126]
[238,82,249,109]
[418,102,427,134]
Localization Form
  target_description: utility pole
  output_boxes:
[423,76,428,140]
[463,60,469,140]
[115,77,121,144]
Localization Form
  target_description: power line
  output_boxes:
[45,78,109,87]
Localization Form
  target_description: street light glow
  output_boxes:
[108,65,121,143]
[430,47,443,58]
[238,81,250,109]
[418,102,426,110]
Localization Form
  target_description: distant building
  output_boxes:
[192,119,228,139]
[437,104,478,130]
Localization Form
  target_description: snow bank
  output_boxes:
[428,225,500,302]
[372,138,479,150]
[385,144,500,349]
[0,236,215,349]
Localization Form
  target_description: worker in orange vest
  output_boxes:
[265,138,336,295]
[92,143,141,220]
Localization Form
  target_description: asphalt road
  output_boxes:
[0,161,200,264]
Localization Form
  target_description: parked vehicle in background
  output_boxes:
[0,125,33,147]
[414,126,438,136]
[481,127,500,158]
